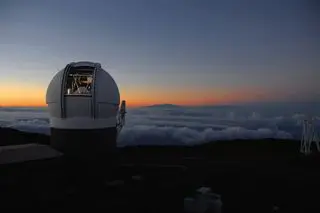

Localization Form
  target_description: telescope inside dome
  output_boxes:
[65,66,94,95]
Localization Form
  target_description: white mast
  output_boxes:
[300,116,320,155]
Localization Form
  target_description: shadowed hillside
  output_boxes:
[0,127,49,146]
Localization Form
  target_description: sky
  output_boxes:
[0,0,319,107]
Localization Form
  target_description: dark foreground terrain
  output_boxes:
[1,127,320,213]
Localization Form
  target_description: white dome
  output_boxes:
[46,61,120,129]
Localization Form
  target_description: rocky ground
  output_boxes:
[1,127,320,213]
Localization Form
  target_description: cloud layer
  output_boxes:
[1,103,319,146]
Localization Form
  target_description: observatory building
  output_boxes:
[46,61,126,163]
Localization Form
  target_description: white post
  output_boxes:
[300,120,306,153]
[300,117,320,155]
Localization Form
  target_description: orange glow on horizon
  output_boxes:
[0,83,46,107]
[0,84,283,108]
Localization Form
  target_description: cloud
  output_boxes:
[117,125,292,146]
[0,104,317,146]
[3,118,51,135]
[248,112,261,120]
[0,109,50,135]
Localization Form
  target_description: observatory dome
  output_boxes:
[46,61,120,129]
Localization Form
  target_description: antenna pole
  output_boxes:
[116,100,127,135]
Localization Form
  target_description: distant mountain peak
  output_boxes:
[145,104,181,108]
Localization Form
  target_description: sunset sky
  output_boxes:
[0,0,319,107]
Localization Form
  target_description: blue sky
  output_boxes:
[0,0,319,106]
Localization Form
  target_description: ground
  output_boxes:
[1,127,320,213]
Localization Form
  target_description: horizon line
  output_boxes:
[2,100,319,109]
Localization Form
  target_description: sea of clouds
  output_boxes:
[0,103,319,146]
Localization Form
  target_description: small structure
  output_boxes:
[46,61,126,163]
[184,187,222,213]
[300,116,320,155]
